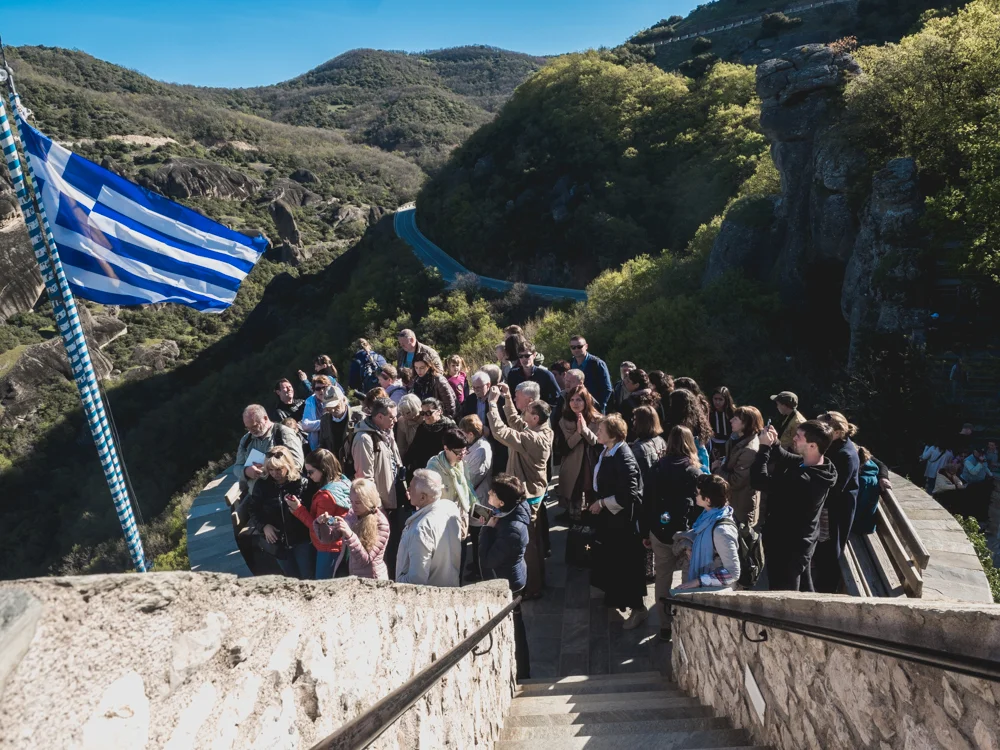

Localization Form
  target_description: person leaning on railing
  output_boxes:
[479,473,532,679]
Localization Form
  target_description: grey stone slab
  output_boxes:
[504,705,715,727]
[565,567,591,610]
[501,716,728,740]
[926,550,989,571]
[523,589,566,615]
[912,519,964,531]
[589,598,610,675]
[507,692,701,715]
[496,728,749,749]
[517,671,665,688]
[523,613,564,640]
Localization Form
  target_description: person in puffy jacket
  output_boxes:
[648,425,703,641]
[247,446,314,579]
[480,473,532,679]
[285,448,351,579]
[316,478,391,580]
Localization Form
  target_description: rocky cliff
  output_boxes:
[704,43,927,361]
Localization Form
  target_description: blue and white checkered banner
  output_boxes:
[16,118,268,312]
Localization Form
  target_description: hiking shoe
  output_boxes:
[622,606,649,630]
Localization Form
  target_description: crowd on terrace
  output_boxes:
[230,326,991,675]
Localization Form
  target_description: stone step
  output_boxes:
[496,729,757,749]
[505,705,717,727]
[501,716,731,740]
[509,692,701,716]
[517,673,672,696]
[518,670,664,687]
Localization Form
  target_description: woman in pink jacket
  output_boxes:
[315,478,390,580]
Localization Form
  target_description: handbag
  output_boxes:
[565,522,598,568]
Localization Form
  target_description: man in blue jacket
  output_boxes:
[506,341,560,409]
[568,335,613,412]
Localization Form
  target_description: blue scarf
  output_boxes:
[688,505,733,580]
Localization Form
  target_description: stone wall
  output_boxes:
[672,590,1000,749]
[0,573,516,749]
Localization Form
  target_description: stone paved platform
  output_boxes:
[521,501,676,679]
[889,472,993,603]
[184,468,251,577]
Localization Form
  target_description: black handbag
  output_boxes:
[255,490,291,559]
[565,522,598,568]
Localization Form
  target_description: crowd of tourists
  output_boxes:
[917,424,996,521]
[231,325,916,661]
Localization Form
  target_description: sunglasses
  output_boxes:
[518,353,533,360]
[570,344,584,350]
[313,386,327,391]
[421,411,437,417]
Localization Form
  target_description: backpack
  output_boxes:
[853,460,881,535]
[716,517,765,589]
[360,352,382,392]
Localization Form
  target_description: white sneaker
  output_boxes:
[622,606,649,630]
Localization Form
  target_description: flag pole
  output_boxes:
[0,68,147,572]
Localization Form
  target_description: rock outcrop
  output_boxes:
[260,178,321,208]
[755,43,862,295]
[145,159,261,201]
[0,306,126,427]
[0,174,43,322]
[131,339,181,371]
[841,158,928,366]
[0,573,516,750]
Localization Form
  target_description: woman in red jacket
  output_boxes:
[315,479,391,580]
[284,448,351,579]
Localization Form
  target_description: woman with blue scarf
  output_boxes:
[674,474,741,590]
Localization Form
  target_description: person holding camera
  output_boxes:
[246,445,314,579]
[314,478,391,580]
[479,473,532,679]
[486,380,554,599]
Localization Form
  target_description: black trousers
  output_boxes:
[512,588,531,680]
[766,542,816,593]
[384,505,413,580]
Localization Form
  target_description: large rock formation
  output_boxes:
[145,159,261,201]
[755,43,862,294]
[0,573,516,750]
[260,178,321,208]
[841,158,928,366]
[0,306,126,427]
[0,174,44,322]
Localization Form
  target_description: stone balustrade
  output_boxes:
[672,589,1000,749]
[0,573,516,749]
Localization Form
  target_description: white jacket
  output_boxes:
[395,500,462,587]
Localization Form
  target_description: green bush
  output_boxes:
[759,12,804,37]
[955,515,1000,603]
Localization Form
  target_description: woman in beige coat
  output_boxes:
[712,405,763,526]
[557,385,600,520]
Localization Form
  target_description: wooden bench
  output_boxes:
[839,483,929,598]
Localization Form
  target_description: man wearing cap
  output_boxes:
[771,391,806,451]
[607,361,636,416]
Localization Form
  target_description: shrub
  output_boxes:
[955,515,1000,603]
[691,37,713,55]
[759,12,804,37]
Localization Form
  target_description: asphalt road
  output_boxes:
[393,206,588,302]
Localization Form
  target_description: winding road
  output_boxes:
[393,205,588,302]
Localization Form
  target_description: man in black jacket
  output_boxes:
[270,378,304,423]
[462,371,509,476]
[505,342,560,409]
[751,419,838,592]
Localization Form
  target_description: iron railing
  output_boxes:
[309,595,522,750]
[663,594,1000,683]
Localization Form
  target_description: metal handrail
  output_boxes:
[309,595,522,750]
[663,595,1000,683]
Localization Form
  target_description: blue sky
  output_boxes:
[3,0,697,87]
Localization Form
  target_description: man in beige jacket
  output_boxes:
[487,380,553,597]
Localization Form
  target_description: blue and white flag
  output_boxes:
[18,118,268,312]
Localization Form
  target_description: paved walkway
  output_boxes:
[522,501,674,679]
[889,472,993,604]
[393,206,588,302]
[184,468,251,577]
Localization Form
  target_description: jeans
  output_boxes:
[277,542,317,580]
[315,549,350,579]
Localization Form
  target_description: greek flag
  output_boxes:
[18,118,268,312]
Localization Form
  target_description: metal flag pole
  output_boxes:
[0,68,147,572]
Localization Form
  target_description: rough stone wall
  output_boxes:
[673,590,1000,750]
[0,573,515,750]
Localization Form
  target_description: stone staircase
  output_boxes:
[498,672,766,749]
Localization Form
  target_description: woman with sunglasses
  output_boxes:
[403,397,457,481]
[297,354,342,397]
[246,445,314,579]
[285,448,352,579]
[411,351,457,418]
[427,428,475,561]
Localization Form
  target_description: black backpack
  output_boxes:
[716,517,765,589]
[360,352,381,392]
